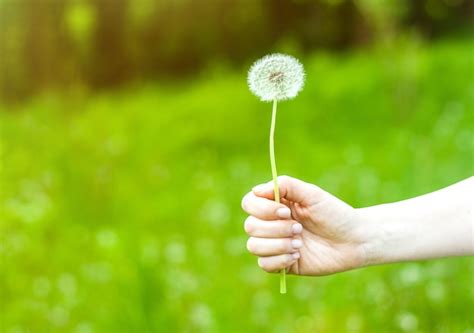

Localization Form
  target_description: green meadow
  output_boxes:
[1,38,473,332]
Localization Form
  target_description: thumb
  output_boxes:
[252,175,326,205]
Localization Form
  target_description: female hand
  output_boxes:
[241,175,368,276]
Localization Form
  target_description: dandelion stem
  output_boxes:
[269,99,286,294]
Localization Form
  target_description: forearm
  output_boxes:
[358,177,474,266]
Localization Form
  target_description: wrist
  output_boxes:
[355,205,396,267]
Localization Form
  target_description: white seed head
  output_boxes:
[247,53,305,102]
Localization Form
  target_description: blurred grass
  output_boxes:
[1,37,473,333]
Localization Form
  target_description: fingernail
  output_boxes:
[277,207,291,219]
[292,252,300,260]
[292,223,303,234]
[252,184,266,192]
[291,239,303,249]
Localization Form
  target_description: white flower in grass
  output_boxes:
[248,53,305,102]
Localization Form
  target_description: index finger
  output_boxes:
[241,191,292,220]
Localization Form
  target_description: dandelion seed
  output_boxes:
[247,53,305,294]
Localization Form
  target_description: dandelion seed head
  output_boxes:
[248,53,305,102]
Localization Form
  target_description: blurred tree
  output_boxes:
[0,0,471,103]
[91,0,132,86]
[355,0,410,44]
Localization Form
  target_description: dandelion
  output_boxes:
[247,53,305,294]
[248,54,305,102]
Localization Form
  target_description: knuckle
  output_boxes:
[246,237,257,254]
[285,254,295,265]
[283,227,292,238]
[244,216,254,234]
[283,239,293,252]
[240,193,248,211]
[257,258,271,272]
[241,192,255,212]
[278,222,293,237]
[278,175,291,183]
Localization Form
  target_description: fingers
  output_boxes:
[246,237,303,256]
[241,191,292,220]
[258,253,300,273]
[244,216,303,238]
[252,175,327,205]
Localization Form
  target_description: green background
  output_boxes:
[1,0,473,332]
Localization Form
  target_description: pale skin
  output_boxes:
[241,175,474,275]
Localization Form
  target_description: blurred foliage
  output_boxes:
[1,37,473,332]
[0,0,473,103]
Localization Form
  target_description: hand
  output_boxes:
[241,176,368,276]
[242,176,473,276]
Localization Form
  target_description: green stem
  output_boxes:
[270,99,286,294]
